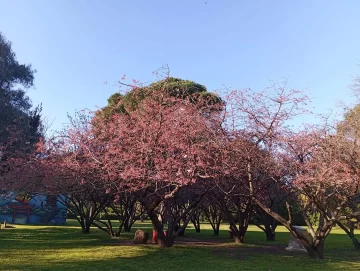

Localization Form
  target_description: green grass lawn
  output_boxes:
[0,220,359,271]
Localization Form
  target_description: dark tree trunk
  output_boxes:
[191,213,201,233]
[123,220,131,232]
[174,222,186,236]
[148,208,174,248]
[232,233,244,244]
[229,222,248,244]
[219,196,251,244]
[265,230,276,241]
[82,227,90,234]
[157,234,175,248]
[178,228,186,236]
[204,202,223,237]
[350,237,360,250]
[303,241,324,260]
[228,208,251,244]
[337,221,360,250]
[253,206,278,241]
[115,221,125,237]
[78,215,93,234]
[210,220,221,236]
[315,242,325,259]
[81,222,91,234]
[263,222,277,241]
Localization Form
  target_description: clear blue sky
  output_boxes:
[1,0,359,133]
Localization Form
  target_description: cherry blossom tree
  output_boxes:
[221,82,360,258]
[219,83,350,258]
[93,88,224,247]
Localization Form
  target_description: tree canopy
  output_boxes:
[0,32,43,158]
[98,77,223,119]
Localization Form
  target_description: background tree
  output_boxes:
[251,179,286,241]
[0,32,43,159]
[98,77,223,119]
[335,101,360,248]
[202,192,224,236]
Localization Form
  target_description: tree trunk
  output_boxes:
[78,217,92,234]
[337,221,360,250]
[303,241,324,260]
[234,236,241,244]
[230,227,245,244]
[204,203,222,236]
[82,224,91,234]
[191,214,201,233]
[115,220,125,237]
[350,237,360,250]
[265,230,275,241]
[233,217,249,244]
[148,208,174,248]
[178,228,186,236]
[253,197,331,259]
[157,234,175,248]
[233,233,244,244]
[123,220,131,232]
[316,241,324,259]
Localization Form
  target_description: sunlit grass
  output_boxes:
[0,220,359,271]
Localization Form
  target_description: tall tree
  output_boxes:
[98,77,223,119]
[336,102,360,248]
[0,32,42,159]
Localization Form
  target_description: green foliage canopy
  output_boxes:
[98,77,223,119]
[0,32,43,157]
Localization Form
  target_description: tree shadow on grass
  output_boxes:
[1,244,359,271]
[1,225,359,271]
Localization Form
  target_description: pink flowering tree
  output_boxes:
[93,87,224,247]
[0,112,114,234]
[221,82,360,258]
[211,83,307,244]
[274,127,360,258]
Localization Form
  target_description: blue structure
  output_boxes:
[0,191,67,225]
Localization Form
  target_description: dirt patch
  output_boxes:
[174,237,230,246]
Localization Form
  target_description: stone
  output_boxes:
[133,229,149,244]
[285,226,312,252]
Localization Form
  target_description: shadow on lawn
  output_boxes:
[0,224,355,250]
[0,225,359,271]
[1,243,359,271]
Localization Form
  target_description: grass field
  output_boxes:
[0,220,359,271]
